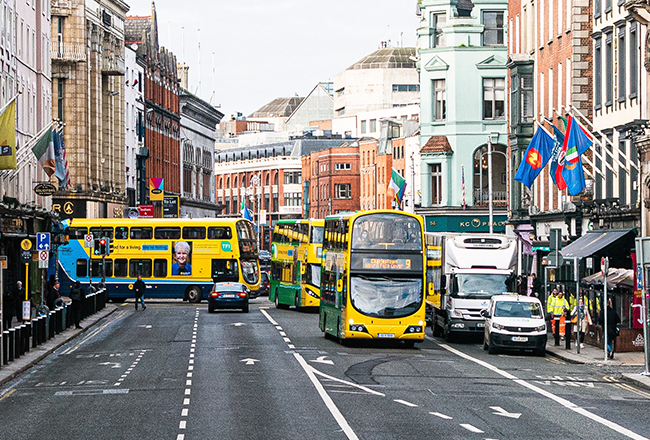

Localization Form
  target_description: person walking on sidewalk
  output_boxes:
[46,281,61,311]
[133,275,146,311]
[602,297,620,359]
[13,280,25,322]
[572,292,592,349]
[3,285,15,330]
[548,290,569,346]
[70,281,85,329]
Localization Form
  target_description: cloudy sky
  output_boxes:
[127,1,420,118]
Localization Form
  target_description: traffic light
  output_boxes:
[93,238,102,255]
[98,237,110,256]
[104,237,111,256]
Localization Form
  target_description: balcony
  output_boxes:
[52,42,86,62]
[473,189,508,207]
[51,1,73,15]
[102,54,125,76]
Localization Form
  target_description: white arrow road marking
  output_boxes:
[310,356,334,365]
[240,358,259,365]
[490,406,522,419]
[232,323,246,327]
[394,399,418,407]
[138,325,152,329]
[98,362,121,369]
[460,424,484,433]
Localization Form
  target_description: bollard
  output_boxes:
[16,325,23,358]
[31,319,37,348]
[56,307,63,334]
[2,330,8,365]
[39,316,47,344]
[8,328,15,362]
[48,312,55,339]
[65,304,72,329]
[24,323,30,353]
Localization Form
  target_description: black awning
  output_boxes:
[560,230,636,259]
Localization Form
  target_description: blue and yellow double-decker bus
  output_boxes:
[54,218,260,302]
[319,210,426,347]
[270,219,324,309]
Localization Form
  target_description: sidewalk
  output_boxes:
[0,304,118,387]
[545,337,650,391]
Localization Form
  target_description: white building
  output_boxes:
[124,44,145,206]
[332,104,420,139]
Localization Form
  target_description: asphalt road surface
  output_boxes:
[0,298,648,440]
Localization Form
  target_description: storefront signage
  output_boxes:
[34,183,57,196]
[138,204,154,218]
[425,214,507,233]
[1,217,26,234]
[52,199,86,220]
[163,195,179,218]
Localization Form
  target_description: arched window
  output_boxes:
[226,177,230,188]
[265,173,270,185]
[473,143,508,206]
[218,178,222,189]
[234,176,238,188]
[274,172,279,185]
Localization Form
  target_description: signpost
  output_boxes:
[20,239,32,322]
[634,238,650,375]
[602,256,610,362]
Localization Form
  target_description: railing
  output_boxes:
[473,189,508,206]
[102,54,125,75]
[51,42,86,62]
[1,288,107,368]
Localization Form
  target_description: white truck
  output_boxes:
[426,233,519,341]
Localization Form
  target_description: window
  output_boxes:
[431,164,442,205]
[521,74,534,123]
[605,30,613,107]
[208,226,232,239]
[482,11,504,46]
[68,227,88,239]
[154,259,168,278]
[337,108,345,117]
[114,259,128,277]
[283,192,302,206]
[483,78,505,120]
[618,25,626,103]
[361,120,367,134]
[183,227,206,240]
[430,12,446,47]
[630,21,637,98]
[92,259,112,277]
[76,259,87,277]
[154,227,181,240]
[57,79,63,121]
[605,0,612,13]
[130,227,153,239]
[433,79,446,121]
[595,0,601,18]
[335,163,351,171]
[595,35,602,109]
[284,171,301,184]
[392,84,420,92]
[129,259,152,278]
[370,119,377,132]
[90,227,113,239]
[336,183,352,199]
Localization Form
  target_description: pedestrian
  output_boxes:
[548,289,568,346]
[70,281,85,329]
[3,284,15,330]
[531,273,541,298]
[564,297,573,350]
[601,297,620,359]
[46,281,61,311]
[133,274,146,311]
[13,280,25,323]
[572,292,592,349]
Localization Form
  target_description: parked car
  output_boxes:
[208,282,250,313]
[481,294,547,356]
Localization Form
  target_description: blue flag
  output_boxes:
[549,124,565,186]
[561,115,593,196]
[240,199,253,222]
[514,127,554,189]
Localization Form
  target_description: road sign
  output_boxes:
[38,250,49,269]
[547,251,564,267]
[84,234,94,248]
[20,249,32,263]
[638,266,643,290]
[601,256,609,275]
[21,239,32,251]
[37,232,50,251]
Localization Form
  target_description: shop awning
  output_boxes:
[581,268,634,289]
[560,230,635,259]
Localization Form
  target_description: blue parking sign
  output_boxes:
[37,232,50,251]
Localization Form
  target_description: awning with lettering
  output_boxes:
[560,229,636,259]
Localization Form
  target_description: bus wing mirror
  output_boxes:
[301,265,306,274]
[428,283,434,295]
[336,279,343,292]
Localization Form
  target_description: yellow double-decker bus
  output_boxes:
[270,219,324,308]
[54,218,260,303]
[319,210,426,347]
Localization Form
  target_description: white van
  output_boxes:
[481,294,547,356]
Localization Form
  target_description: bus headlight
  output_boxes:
[406,326,423,333]
[350,324,367,333]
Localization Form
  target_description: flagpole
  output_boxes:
[0,91,21,116]
[487,136,493,234]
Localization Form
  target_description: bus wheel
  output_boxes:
[188,287,202,304]
[274,289,282,309]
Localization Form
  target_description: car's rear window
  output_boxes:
[213,283,243,292]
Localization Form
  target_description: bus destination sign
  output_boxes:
[363,258,411,270]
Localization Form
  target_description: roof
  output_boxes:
[347,47,417,70]
[421,136,452,153]
[560,230,636,259]
[249,97,304,118]
[125,16,150,45]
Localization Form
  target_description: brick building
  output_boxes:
[126,4,181,200]
[301,142,361,218]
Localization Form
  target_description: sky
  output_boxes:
[127,0,420,118]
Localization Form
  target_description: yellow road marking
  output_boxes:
[0,389,16,402]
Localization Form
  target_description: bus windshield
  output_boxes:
[452,274,508,298]
[352,213,422,250]
[350,275,422,318]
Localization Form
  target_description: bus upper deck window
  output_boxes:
[130,227,153,240]
[183,227,206,240]
[208,227,232,239]
[155,227,181,240]
[115,227,128,240]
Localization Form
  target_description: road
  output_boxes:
[0,298,648,440]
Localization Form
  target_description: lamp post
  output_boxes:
[248,173,262,249]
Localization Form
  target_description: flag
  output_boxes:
[31,129,55,177]
[240,199,253,222]
[561,115,593,196]
[388,168,407,208]
[60,131,71,187]
[0,101,16,170]
[548,123,566,189]
[53,130,66,182]
[514,126,555,189]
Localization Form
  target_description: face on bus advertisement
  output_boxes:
[172,241,192,276]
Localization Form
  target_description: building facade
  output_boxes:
[51,0,129,219]
[124,43,144,207]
